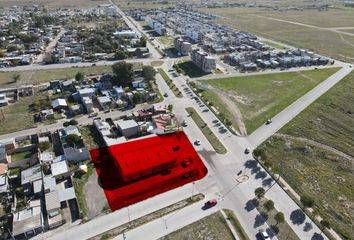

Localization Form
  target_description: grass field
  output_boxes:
[0,65,112,88]
[160,211,234,240]
[11,151,32,162]
[200,7,354,62]
[156,36,175,47]
[223,209,250,240]
[197,68,340,134]
[186,107,227,154]
[255,71,354,240]
[0,95,36,135]
[259,40,288,50]
[0,0,109,8]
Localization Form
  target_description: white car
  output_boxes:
[259,229,270,239]
[194,139,201,146]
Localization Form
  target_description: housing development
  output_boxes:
[0,1,353,240]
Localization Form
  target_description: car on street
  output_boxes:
[163,93,168,97]
[266,119,272,125]
[182,120,187,127]
[244,147,250,154]
[194,139,201,146]
[259,229,270,239]
[203,199,217,209]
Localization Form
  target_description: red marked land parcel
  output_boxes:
[89,131,207,211]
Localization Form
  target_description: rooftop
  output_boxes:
[116,119,139,130]
[51,161,69,177]
[21,164,42,185]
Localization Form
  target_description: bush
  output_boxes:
[69,119,78,125]
[38,141,51,152]
[301,195,315,208]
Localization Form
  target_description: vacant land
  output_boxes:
[256,71,354,239]
[160,211,234,240]
[186,107,227,154]
[200,7,354,62]
[113,0,176,10]
[198,68,339,134]
[0,65,112,88]
[0,0,109,8]
[0,95,36,135]
[157,36,174,47]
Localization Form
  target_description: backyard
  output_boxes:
[196,67,340,134]
[255,71,354,239]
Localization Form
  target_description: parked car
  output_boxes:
[244,147,250,154]
[164,93,168,97]
[259,229,270,239]
[194,139,201,146]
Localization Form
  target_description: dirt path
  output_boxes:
[297,71,315,83]
[275,133,354,161]
[209,86,248,136]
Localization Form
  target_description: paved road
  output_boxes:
[35,29,66,64]
[247,64,353,148]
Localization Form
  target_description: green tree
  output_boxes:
[140,36,147,47]
[112,61,134,86]
[114,49,128,60]
[38,141,51,152]
[0,51,4,58]
[301,195,315,208]
[66,134,81,146]
[142,65,156,80]
[255,187,265,199]
[75,72,85,82]
[132,92,144,104]
[264,200,275,211]
[225,118,232,126]
[69,119,78,125]
[274,212,285,225]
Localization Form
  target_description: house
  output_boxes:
[45,191,61,217]
[62,125,81,138]
[39,152,55,164]
[40,109,55,120]
[21,164,42,196]
[62,79,76,92]
[50,80,61,90]
[116,119,139,138]
[12,202,43,239]
[64,147,90,163]
[82,97,93,113]
[51,160,70,180]
[71,104,83,115]
[132,79,145,89]
[0,139,15,154]
[78,88,95,99]
[191,49,216,73]
[43,176,56,193]
[97,96,112,110]
[51,98,68,110]
[152,114,173,130]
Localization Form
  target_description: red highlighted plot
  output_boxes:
[89,131,208,211]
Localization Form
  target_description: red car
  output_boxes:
[204,199,218,208]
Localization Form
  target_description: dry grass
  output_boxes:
[0,0,109,8]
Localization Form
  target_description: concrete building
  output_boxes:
[51,160,70,180]
[82,97,93,113]
[174,38,192,56]
[116,119,139,138]
[191,49,216,73]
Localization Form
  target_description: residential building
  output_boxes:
[191,49,216,73]
[21,164,42,196]
[51,160,70,180]
[174,38,192,56]
[51,98,68,110]
[116,119,139,138]
[64,147,90,163]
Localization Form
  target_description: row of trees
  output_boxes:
[111,61,156,86]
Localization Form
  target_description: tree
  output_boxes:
[112,61,134,86]
[274,212,285,225]
[69,119,78,125]
[38,141,51,152]
[66,134,81,146]
[264,200,275,211]
[225,118,232,126]
[255,187,265,199]
[114,49,128,60]
[75,72,85,82]
[142,65,156,80]
[300,195,315,208]
[0,50,4,58]
[140,36,147,47]
[320,220,330,230]
[132,92,144,104]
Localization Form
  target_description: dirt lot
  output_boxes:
[160,211,234,240]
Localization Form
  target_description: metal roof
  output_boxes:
[45,191,60,211]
